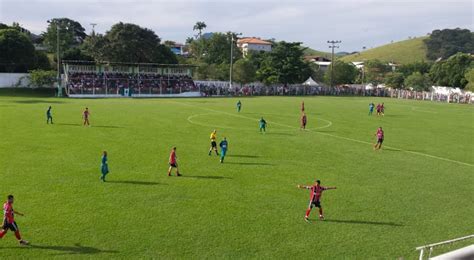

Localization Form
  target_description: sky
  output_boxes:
[0,0,472,52]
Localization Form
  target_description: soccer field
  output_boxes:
[0,96,473,259]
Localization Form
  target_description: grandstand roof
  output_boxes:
[62,60,196,67]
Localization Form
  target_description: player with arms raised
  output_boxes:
[298,180,336,222]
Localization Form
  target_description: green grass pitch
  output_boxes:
[0,96,473,259]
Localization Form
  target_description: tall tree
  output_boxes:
[364,59,391,85]
[43,18,87,53]
[256,41,311,85]
[384,72,405,89]
[429,53,473,88]
[464,68,474,91]
[404,72,431,91]
[397,61,432,77]
[189,32,240,65]
[424,28,474,60]
[323,60,358,85]
[82,22,177,64]
[0,29,36,72]
[193,21,207,38]
[233,59,256,85]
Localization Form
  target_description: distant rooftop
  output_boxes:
[237,37,272,45]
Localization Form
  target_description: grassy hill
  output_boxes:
[303,47,333,59]
[341,37,429,64]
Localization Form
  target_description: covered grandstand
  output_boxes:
[63,61,198,97]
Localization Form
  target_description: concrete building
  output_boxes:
[237,37,272,56]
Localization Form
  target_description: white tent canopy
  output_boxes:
[302,77,319,86]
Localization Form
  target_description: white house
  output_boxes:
[237,37,272,56]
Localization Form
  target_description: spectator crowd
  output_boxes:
[67,72,196,95]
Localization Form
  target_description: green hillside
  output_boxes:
[341,37,429,64]
[303,47,333,59]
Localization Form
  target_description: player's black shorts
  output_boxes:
[377,138,384,144]
[211,141,217,148]
[309,200,321,208]
[2,221,19,232]
[169,163,177,168]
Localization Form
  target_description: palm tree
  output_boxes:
[193,21,207,39]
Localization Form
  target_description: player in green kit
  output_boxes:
[100,151,109,182]
[237,100,242,112]
[46,106,53,124]
[259,117,267,133]
[219,137,228,163]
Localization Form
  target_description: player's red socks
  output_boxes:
[14,231,22,240]
[0,230,6,238]
[319,208,323,216]
[305,209,311,218]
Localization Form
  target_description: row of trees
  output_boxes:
[184,31,316,85]
[325,53,473,91]
[0,24,50,72]
[1,19,473,90]
[0,18,179,74]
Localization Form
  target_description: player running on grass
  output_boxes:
[219,137,228,163]
[0,195,29,245]
[298,180,336,222]
[368,103,374,116]
[376,103,382,116]
[301,112,307,130]
[237,100,242,112]
[259,117,267,133]
[46,106,53,124]
[168,147,181,176]
[374,127,384,150]
[100,151,109,182]
[208,130,219,156]
[83,107,91,126]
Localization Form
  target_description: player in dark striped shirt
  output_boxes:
[298,180,336,222]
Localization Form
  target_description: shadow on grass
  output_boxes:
[227,155,260,158]
[181,175,232,180]
[107,180,164,185]
[225,162,274,166]
[56,123,123,129]
[11,100,66,104]
[4,243,118,255]
[324,219,403,226]
[266,132,294,136]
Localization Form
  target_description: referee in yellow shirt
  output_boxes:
[208,130,219,156]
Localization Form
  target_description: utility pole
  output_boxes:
[48,20,62,97]
[229,34,234,88]
[327,40,341,88]
[90,23,97,35]
[229,32,242,88]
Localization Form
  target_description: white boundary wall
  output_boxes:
[0,73,30,88]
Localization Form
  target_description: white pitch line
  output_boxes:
[174,101,473,167]
[187,112,333,131]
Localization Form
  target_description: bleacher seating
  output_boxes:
[67,72,196,95]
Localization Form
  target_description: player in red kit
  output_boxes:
[167,147,181,176]
[0,195,29,245]
[374,127,384,150]
[298,180,336,222]
[300,112,307,130]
